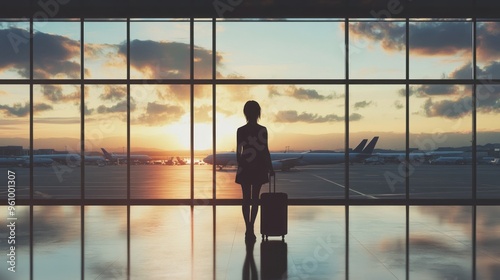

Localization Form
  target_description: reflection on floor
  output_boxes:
[0,205,499,279]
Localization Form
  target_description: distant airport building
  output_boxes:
[0,146,23,156]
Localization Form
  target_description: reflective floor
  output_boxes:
[1,206,499,279]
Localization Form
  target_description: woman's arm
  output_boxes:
[263,127,275,176]
[236,128,243,165]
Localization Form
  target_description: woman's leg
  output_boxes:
[241,184,251,232]
[249,184,262,228]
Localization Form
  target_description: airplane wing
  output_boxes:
[272,156,303,171]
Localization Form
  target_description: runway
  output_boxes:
[1,163,498,200]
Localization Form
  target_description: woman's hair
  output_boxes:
[243,100,261,123]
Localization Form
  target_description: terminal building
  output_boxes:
[0,1,499,279]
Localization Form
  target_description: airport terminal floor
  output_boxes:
[1,204,499,279]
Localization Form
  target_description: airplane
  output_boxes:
[203,136,379,171]
[1,153,105,167]
[0,157,54,167]
[176,157,187,165]
[429,156,469,165]
[367,150,466,164]
[101,148,152,164]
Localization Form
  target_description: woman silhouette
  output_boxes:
[236,100,275,242]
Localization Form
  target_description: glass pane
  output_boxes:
[34,21,81,79]
[214,85,345,199]
[216,206,345,279]
[131,85,190,199]
[477,84,500,198]
[409,84,472,199]
[0,85,30,199]
[349,22,405,79]
[85,206,127,279]
[130,21,190,79]
[410,21,472,79]
[477,206,500,280]
[349,85,406,199]
[84,21,126,79]
[410,206,472,279]
[0,21,30,79]
[216,21,344,79]
[194,85,213,200]
[477,22,500,79]
[192,206,215,279]
[350,206,405,280]
[131,206,193,279]
[84,85,127,199]
[194,20,213,79]
[0,206,30,280]
[34,206,80,279]
[34,85,81,199]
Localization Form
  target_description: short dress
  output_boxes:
[235,123,271,186]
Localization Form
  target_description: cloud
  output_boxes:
[274,110,361,123]
[0,27,30,75]
[350,22,472,56]
[268,85,334,100]
[83,104,94,116]
[449,63,473,79]
[0,27,85,79]
[96,100,131,114]
[33,117,80,124]
[0,102,53,117]
[350,22,405,52]
[194,105,212,123]
[32,32,81,79]
[478,61,500,78]
[477,22,500,61]
[477,85,500,114]
[410,22,472,56]
[100,86,126,101]
[119,40,220,79]
[423,97,473,119]
[353,100,373,109]
[136,102,185,126]
[267,85,281,98]
[403,85,460,98]
[349,112,363,121]
[394,100,404,109]
[156,84,191,102]
[286,86,333,100]
[40,85,80,103]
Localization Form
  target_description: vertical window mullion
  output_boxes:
[344,16,349,280]
[126,17,131,280]
[405,17,410,280]
[29,16,34,280]
[472,15,477,280]
[212,18,217,202]
[190,18,195,203]
[80,17,85,280]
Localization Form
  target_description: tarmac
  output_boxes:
[1,163,498,200]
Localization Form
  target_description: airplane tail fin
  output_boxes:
[361,136,379,154]
[352,139,368,153]
[101,148,113,160]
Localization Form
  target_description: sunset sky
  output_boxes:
[0,19,499,153]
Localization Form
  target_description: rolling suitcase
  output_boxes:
[260,175,288,240]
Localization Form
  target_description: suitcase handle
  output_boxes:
[268,174,276,193]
